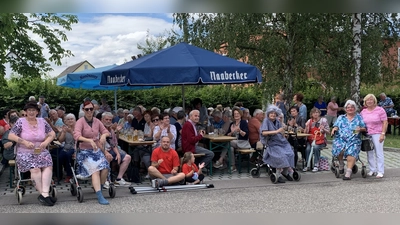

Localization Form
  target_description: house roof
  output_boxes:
[56,60,95,78]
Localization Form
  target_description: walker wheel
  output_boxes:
[352,164,358,174]
[50,185,57,200]
[77,187,84,203]
[20,186,26,196]
[70,183,77,196]
[17,190,23,205]
[109,184,116,198]
[361,166,367,178]
[330,165,336,173]
[334,168,340,178]
[292,171,301,181]
[270,173,278,184]
[250,168,260,178]
[266,167,273,176]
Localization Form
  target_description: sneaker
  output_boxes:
[302,167,309,172]
[213,161,223,168]
[376,173,384,178]
[114,178,131,186]
[145,174,150,179]
[277,176,286,183]
[367,171,377,177]
[103,181,110,189]
[231,166,237,172]
[312,167,318,172]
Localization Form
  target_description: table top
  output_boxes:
[285,132,312,137]
[119,136,156,146]
[203,134,237,142]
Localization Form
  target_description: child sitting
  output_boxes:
[181,152,205,185]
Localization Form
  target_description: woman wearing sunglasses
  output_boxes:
[74,100,111,205]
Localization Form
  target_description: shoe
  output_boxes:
[103,181,110,189]
[302,167,309,172]
[64,176,72,183]
[155,178,168,188]
[114,178,131,186]
[367,171,377,177]
[376,173,384,178]
[282,174,294,181]
[145,174,150,179]
[230,166,237,172]
[277,176,286,183]
[342,176,351,180]
[312,167,318,172]
[213,161,223,168]
[38,195,54,206]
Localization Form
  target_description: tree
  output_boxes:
[171,13,400,103]
[137,29,170,55]
[0,13,78,84]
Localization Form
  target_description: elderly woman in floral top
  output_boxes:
[331,100,366,180]
[8,101,56,206]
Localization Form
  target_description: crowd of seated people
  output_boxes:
[1,93,383,204]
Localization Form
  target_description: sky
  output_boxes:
[5,13,175,78]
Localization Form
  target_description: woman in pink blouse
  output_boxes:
[8,101,56,206]
[74,100,111,205]
[360,94,388,178]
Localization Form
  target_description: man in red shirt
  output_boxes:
[181,110,214,171]
[147,136,185,187]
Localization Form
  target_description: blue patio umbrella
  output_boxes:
[57,64,158,110]
[100,42,262,108]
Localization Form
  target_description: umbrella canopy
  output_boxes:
[56,64,159,110]
[100,42,262,86]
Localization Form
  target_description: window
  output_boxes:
[84,65,88,70]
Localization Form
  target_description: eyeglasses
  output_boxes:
[152,119,159,122]
[84,108,94,112]
[21,114,27,117]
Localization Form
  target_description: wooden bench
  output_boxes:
[9,160,16,188]
[237,149,256,173]
[193,153,205,158]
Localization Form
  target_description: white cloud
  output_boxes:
[5,13,174,78]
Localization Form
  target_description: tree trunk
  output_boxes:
[351,13,362,106]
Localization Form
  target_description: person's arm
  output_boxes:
[0,126,5,136]
[238,120,249,139]
[169,125,177,143]
[153,125,163,141]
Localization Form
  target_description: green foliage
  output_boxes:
[0,13,78,83]
[171,13,400,104]
[137,29,170,55]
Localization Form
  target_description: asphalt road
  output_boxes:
[1,167,400,213]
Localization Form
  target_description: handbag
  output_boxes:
[361,135,374,151]
[318,156,330,171]
[307,120,325,145]
[237,139,251,149]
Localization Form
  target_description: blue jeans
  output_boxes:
[59,149,75,177]
[305,142,325,167]
[195,145,214,167]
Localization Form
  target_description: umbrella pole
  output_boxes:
[114,89,117,111]
[182,85,185,110]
